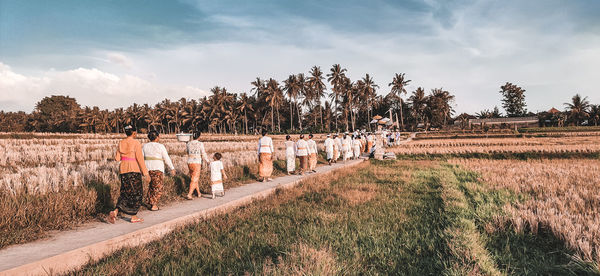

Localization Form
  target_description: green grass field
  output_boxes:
[72,160,596,275]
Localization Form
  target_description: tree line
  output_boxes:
[0,68,597,133]
[0,65,456,133]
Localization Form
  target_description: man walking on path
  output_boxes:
[307,134,318,173]
[257,129,274,182]
[295,134,309,175]
[324,134,334,165]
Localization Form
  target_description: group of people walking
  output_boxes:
[107,126,381,224]
[108,126,227,224]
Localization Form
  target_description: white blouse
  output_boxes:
[257,136,274,154]
[307,139,318,154]
[295,139,308,156]
[187,140,209,164]
[142,142,175,173]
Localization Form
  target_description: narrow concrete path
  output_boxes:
[0,159,365,276]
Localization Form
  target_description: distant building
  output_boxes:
[468,116,538,128]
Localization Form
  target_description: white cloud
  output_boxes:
[0,62,209,112]
[105,52,134,69]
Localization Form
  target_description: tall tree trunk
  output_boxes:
[271,106,275,132]
[290,102,294,130]
[277,106,281,132]
[297,102,303,130]
[399,99,404,131]
[319,102,323,131]
[244,110,248,134]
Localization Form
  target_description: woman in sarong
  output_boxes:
[342,134,351,162]
[108,125,149,224]
[324,134,334,165]
[352,136,362,159]
[284,135,296,174]
[142,130,175,211]
[186,132,210,200]
[296,134,309,175]
[257,129,274,182]
[307,134,318,173]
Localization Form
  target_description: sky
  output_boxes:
[1,0,599,114]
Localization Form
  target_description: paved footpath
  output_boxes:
[0,158,365,276]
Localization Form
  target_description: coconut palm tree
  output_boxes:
[237,93,254,134]
[283,74,300,130]
[296,73,307,130]
[388,73,411,130]
[308,66,327,130]
[265,78,283,132]
[409,87,427,129]
[589,105,600,126]
[361,74,379,130]
[327,64,347,130]
[564,94,590,126]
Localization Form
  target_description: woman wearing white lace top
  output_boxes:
[186,132,210,200]
[142,131,175,211]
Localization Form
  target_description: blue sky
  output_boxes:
[1,0,599,113]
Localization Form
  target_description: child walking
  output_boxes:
[210,152,227,199]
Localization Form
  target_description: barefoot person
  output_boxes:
[295,134,309,175]
[210,152,227,199]
[284,135,296,175]
[109,125,149,224]
[307,134,318,173]
[142,130,175,211]
[257,129,274,182]
[324,134,334,165]
[186,131,210,200]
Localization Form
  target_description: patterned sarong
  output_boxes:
[146,170,164,206]
[333,148,339,160]
[367,141,373,153]
[116,172,143,215]
[259,153,273,178]
[309,153,317,170]
[298,155,308,173]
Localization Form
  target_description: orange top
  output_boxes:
[115,137,149,175]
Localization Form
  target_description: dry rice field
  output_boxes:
[0,133,328,195]
[450,158,600,264]
[2,130,600,271]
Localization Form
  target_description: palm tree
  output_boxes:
[388,73,411,130]
[361,74,379,130]
[237,93,254,134]
[564,94,590,126]
[428,88,455,127]
[296,73,306,130]
[409,87,427,129]
[265,78,283,132]
[589,105,600,126]
[283,74,299,130]
[308,66,327,130]
[327,64,347,130]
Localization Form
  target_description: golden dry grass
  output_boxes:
[450,158,600,263]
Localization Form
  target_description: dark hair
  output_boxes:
[286,135,291,140]
[193,132,201,140]
[309,133,313,138]
[124,125,136,137]
[299,134,305,139]
[214,152,222,160]
[261,129,268,136]
[148,130,159,142]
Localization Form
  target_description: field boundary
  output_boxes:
[0,159,366,276]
